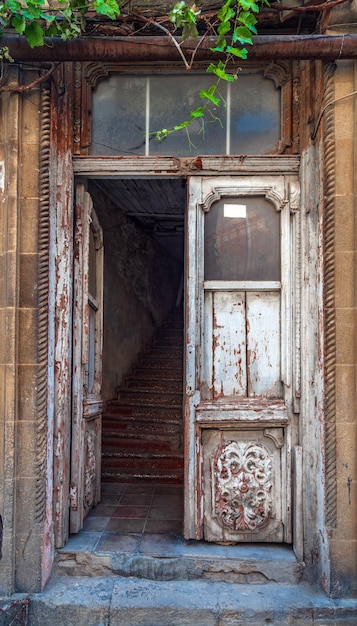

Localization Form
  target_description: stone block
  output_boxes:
[19,253,38,308]
[335,141,355,195]
[335,308,356,365]
[1,250,17,308]
[15,529,44,593]
[336,365,357,423]
[0,310,16,366]
[18,364,39,421]
[22,90,41,142]
[18,308,38,364]
[19,197,39,254]
[4,196,19,245]
[19,143,39,199]
[335,252,355,307]
[28,576,114,625]
[14,477,40,535]
[329,539,357,597]
[15,420,38,478]
[335,421,357,477]
[335,478,357,540]
[334,195,356,252]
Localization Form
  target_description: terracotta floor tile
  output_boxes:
[151,494,183,507]
[148,506,183,521]
[83,516,110,532]
[144,519,182,534]
[101,482,128,495]
[96,532,140,552]
[120,493,153,506]
[106,518,145,533]
[90,504,119,517]
[113,505,149,519]
[124,484,156,495]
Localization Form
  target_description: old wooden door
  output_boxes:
[70,184,104,533]
[185,175,300,543]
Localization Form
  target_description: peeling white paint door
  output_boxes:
[70,184,104,534]
[184,175,300,543]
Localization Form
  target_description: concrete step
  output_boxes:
[28,576,357,626]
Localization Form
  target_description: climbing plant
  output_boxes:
[0,0,268,136]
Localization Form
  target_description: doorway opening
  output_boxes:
[87,177,186,536]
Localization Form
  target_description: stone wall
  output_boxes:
[0,68,53,595]
[329,58,357,597]
[89,182,182,401]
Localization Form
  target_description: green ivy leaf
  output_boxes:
[207,61,235,82]
[11,13,26,34]
[199,85,221,107]
[232,25,253,44]
[94,0,119,20]
[24,20,44,47]
[237,10,257,33]
[237,0,259,13]
[226,45,248,58]
[190,106,204,119]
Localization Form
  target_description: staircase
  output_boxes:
[101,308,184,484]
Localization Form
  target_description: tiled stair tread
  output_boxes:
[102,469,184,482]
[102,447,183,459]
[125,380,182,391]
[103,403,182,422]
[128,367,182,384]
[102,458,184,470]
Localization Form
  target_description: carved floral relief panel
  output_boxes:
[202,428,286,542]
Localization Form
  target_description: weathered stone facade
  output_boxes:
[0,2,357,614]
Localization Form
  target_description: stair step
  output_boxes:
[131,369,183,382]
[139,355,183,367]
[102,456,184,471]
[102,422,181,438]
[124,379,182,392]
[102,445,183,458]
[117,390,182,406]
[101,467,184,483]
[145,346,183,357]
[103,404,182,419]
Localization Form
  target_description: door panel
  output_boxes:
[202,428,285,543]
[70,184,103,534]
[211,291,246,399]
[185,175,299,544]
[247,292,281,397]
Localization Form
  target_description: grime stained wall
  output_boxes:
[329,58,357,598]
[89,182,182,402]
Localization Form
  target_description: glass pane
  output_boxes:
[204,196,280,281]
[90,72,281,156]
[230,73,280,154]
[149,75,226,156]
[91,75,146,155]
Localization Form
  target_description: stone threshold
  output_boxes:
[56,535,304,584]
[28,576,357,626]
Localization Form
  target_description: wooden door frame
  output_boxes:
[63,155,301,536]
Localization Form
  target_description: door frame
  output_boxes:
[53,155,301,547]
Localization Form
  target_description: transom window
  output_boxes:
[90,72,281,157]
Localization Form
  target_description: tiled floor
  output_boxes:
[60,481,298,571]
[85,482,182,535]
